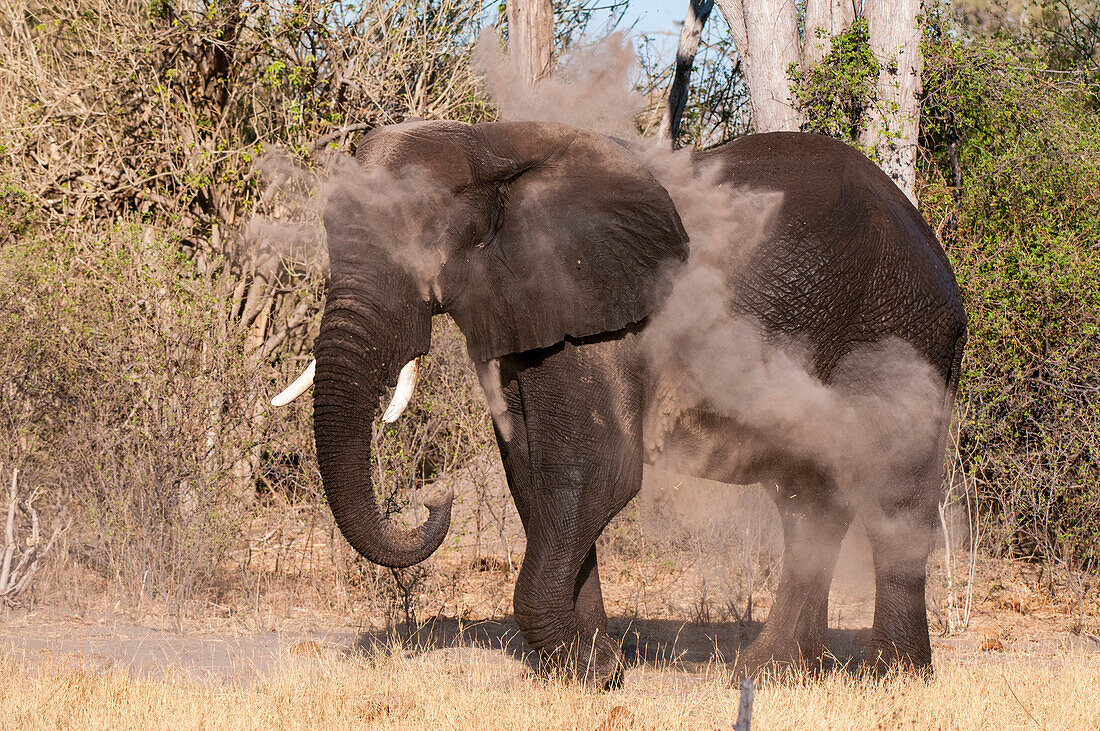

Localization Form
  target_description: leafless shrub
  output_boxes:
[0,2,497,495]
[937,416,980,634]
[1,466,65,605]
[0,0,491,229]
[0,223,270,610]
[0,0,508,609]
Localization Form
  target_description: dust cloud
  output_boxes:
[241,150,328,273]
[244,143,461,302]
[475,31,950,605]
[474,32,646,138]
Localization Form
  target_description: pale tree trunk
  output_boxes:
[860,0,922,205]
[658,0,715,145]
[690,0,921,203]
[714,0,803,132]
[803,0,856,68]
[507,0,554,85]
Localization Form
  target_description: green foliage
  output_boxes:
[0,176,34,246]
[788,19,879,142]
[920,18,1100,569]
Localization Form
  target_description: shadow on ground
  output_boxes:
[13,607,1091,687]
[355,615,871,673]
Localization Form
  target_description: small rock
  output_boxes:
[288,640,325,657]
[593,705,635,730]
[979,637,1005,652]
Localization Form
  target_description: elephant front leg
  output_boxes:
[491,342,644,689]
[573,545,608,639]
[513,504,624,688]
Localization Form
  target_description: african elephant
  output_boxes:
[272,119,967,688]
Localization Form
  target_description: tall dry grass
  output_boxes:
[4,646,1100,730]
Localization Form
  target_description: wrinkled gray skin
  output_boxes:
[311,120,967,688]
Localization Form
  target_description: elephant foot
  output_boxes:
[732,634,833,682]
[539,631,625,690]
[860,641,933,679]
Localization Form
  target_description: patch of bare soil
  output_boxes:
[3,468,1098,688]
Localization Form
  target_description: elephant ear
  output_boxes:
[440,121,689,363]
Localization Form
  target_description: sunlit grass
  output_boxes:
[5,645,1099,730]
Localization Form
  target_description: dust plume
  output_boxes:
[473,30,950,601]
[636,140,946,576]
[243,144,461,300]
[247,30,952,608]
[473,32,645,138]
[241,149,328,273]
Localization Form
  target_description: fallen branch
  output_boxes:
[735,676,754,730]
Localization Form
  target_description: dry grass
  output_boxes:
[4,644,1099,730]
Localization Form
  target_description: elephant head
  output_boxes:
[273,120,688,568]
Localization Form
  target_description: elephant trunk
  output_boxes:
[312,283,445,569]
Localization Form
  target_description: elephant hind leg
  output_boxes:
[735,478,851,678]
[863,460,941,674]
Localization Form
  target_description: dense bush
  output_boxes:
[0,208,492,610]
[0,220,262,606]
[920,22,1100,569]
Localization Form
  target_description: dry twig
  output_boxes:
[1,466,64,605]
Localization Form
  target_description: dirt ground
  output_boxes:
[3,467,1099,728]
[4,553,1097,686]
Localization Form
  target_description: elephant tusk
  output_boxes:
[271,359,316,407]
[382,358,419,423]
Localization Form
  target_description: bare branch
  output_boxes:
[308,123,375,156]
[1,466,64,605]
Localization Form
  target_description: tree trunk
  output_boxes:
[860,0,922,205]
[658,0,715,146]
[714,0,803,132]
[803,0,856,68]
[675,0,921,205]
[507,0,554,85]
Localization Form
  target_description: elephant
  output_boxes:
[272,119,967,688]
